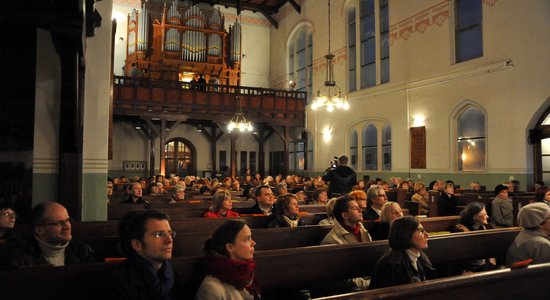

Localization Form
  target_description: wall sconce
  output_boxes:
[412,115,426,127]
[323,126,332,142]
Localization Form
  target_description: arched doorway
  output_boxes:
[165,138,196,177]
[531,106,550,185]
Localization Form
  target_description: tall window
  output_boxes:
[360,0,376,88]
[350,130,358,170]
[455,0,483,63]
[362,124,378,170]
[165,139,193,176]
[289,142,295,170]
[382,124,392,170]
[457,107,485,171]
[288,26,313,102]
[348,7,357,92]
[379,0,390,83]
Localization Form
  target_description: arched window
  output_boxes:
[165,138,195,176]
[359,0,376,88]
[348,6,357,92]
[457,107,485,171]
[362,124,378,170]
[288,26,313,103]
[382,124,392,170]
[350,130,358,170]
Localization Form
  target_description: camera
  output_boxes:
[330,156,338,168]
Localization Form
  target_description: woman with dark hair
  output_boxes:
[451,202,497,272]
[195,221,259,300]
[268,194,305,228]
[437,182,459,216]
[535,186,550,206]
[204,190,240,218]
[308,188,328,205]
[0,204,21,243]
[370,216,435,289]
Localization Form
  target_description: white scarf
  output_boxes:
[35,235,69,266]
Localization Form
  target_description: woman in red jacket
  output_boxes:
[204,190,240,218]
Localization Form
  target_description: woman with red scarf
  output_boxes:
[195,220,260,300]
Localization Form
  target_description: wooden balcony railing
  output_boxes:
[113,76,307,126]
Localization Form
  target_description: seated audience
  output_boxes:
[268,194,305,228]
[241,185,276,215]
[370,216,435,289]
[320,196,371,292]
[107,180,114,204]
[535,186,550,207]
[124,182,146,204]
[470,181,481,192]
[364,185,388,221]
[291,187,306,202]
[411,182,430,215]
[318,198,337,225]
[9,202,97,267]
[322,196,372,245]
[370,201,404,241]
[168,184,185,203]
[437,182,458,216]
[102,210,180,299]
[204,190,240,218]
[348,190,368,214]
[398,181,409,191]
[195,220,259,300]
[308,188,328,205]
[0,204,22,244]
[451,202,497,272]
[492,184,513,227]
[507,202,550,266]
[275,183,288,196]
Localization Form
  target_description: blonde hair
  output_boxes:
[380,201,401,223]
[210,190,232,212]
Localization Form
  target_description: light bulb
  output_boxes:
[327,104,334,112]
[343,102,350,110]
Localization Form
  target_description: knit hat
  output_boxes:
[517,203,550,228]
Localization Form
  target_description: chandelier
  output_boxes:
[311,0,349,112]
[227,96,253,132]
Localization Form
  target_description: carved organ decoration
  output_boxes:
[125,0,241,85]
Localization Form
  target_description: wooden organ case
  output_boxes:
[125,0,241,85]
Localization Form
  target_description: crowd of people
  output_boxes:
[1,156,550,298]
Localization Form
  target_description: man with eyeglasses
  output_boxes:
[364,185,388,221]
[9,201,97,268]
[102,210,181,299]
[320,196,372,291]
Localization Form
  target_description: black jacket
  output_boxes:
[10,238,98,268]
[437,193,459,216]
[363,208,381,221]
[370,250,436,289]
[322,165,357,197]
[267,214,306,228]
[240,204,274,215]
[369,222,390,241]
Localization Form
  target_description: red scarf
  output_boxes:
[205,256,260,299]
[343,223,362,242]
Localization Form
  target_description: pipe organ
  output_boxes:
[125,0,241,85]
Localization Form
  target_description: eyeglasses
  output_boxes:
[416,227,426,234]
[0,212,17,219]
[151,231,176,239]
[39,218,72,227]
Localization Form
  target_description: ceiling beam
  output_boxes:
[287,0,301,14]
[261,11,278,29]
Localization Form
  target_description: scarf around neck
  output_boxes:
[35,235,69,266]
[342,223,362,242]
[129,253,174,300]
[205,255,259,298]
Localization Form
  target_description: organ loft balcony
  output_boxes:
[112,76,307,127]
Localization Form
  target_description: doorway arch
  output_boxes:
[531,105,550,185]
[164,138,197,177]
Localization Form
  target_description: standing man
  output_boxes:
[103,210,180,299]
[10,202,96,267]
[242,185,276,215]
[322,155,357,197]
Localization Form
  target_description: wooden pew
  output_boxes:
[363,216,460,234]
[107,203,325,220]
[316,263,550,300]
[0,228,520,299]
